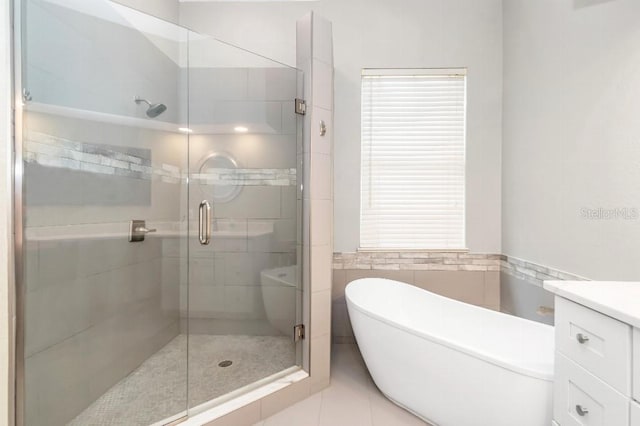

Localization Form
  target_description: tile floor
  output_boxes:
[255,344,431,426]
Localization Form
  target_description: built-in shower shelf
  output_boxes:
[24,220,274,241]
[24,102,182,133]
[23,102,283,135]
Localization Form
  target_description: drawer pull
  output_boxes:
[576,333,590,344]
[575,405,589,416]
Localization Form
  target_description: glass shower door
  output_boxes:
[18,0,304,424]
[19,0,189,424]
[186,36,304,412]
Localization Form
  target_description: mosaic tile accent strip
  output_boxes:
[332,252,587,286]
[501,255,586,287]
[26,131,295,186]
[25,131,156,180]
[332,251,504,272]
[193,168,296,187]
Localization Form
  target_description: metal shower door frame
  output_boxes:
[10,0,24,423]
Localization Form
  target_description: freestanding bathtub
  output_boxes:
[345,278,554,426]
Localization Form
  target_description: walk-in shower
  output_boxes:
[14,0,305,424]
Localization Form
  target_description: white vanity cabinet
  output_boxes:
[544,281,640,426]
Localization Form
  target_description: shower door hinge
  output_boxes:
[294,324,305,342]
[294,98,307,115]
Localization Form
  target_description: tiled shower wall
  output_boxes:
[21,112,186,425]
[23,90,301,423]
[19,5,188,421]
[298,11,334,394]
[185,64,301,333]
[23,236,179,426]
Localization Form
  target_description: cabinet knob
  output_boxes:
[575,404,589,416]
[576,333,589,344]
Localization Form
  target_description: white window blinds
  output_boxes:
[360,69,466,250]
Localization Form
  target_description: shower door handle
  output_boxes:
[199,200,211,245]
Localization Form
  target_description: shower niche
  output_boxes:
[17,0,304,424]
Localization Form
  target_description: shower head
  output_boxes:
[134,96,167,118]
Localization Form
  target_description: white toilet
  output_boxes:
[259,266,298,336]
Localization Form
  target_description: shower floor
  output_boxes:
[69,334,296,426]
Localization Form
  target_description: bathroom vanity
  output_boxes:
[544,281,640,426]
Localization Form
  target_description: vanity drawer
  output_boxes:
[556,297,632,394]
[634,328,640,402]
[632,400,640,426]
[554,353,629,426]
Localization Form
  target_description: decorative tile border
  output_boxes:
[193,168,296,187]
[501,255,586,287]
[332,252,504,272]
[332,251,587,286]
[26,131,296,186]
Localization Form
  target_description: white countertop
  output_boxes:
[544,280,640,329]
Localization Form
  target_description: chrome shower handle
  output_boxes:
[128,220,155,242]
[199,200,211,245]
[134,226,156,234]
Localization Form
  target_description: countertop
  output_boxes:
[543,280,640,329]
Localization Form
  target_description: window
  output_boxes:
[360,69,466,250]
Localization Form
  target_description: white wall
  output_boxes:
[502,0,640,280]
[180,0,504,253]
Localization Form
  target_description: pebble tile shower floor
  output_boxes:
[69,334,295,426]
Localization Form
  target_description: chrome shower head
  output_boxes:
[134,96,167,118]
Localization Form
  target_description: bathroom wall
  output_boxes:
[502,0,640,318]
[179,0,504,254]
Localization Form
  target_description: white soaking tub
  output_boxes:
[345,278,554,426]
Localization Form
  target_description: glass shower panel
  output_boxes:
[187,36,304,412]
[20,0,189,424]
